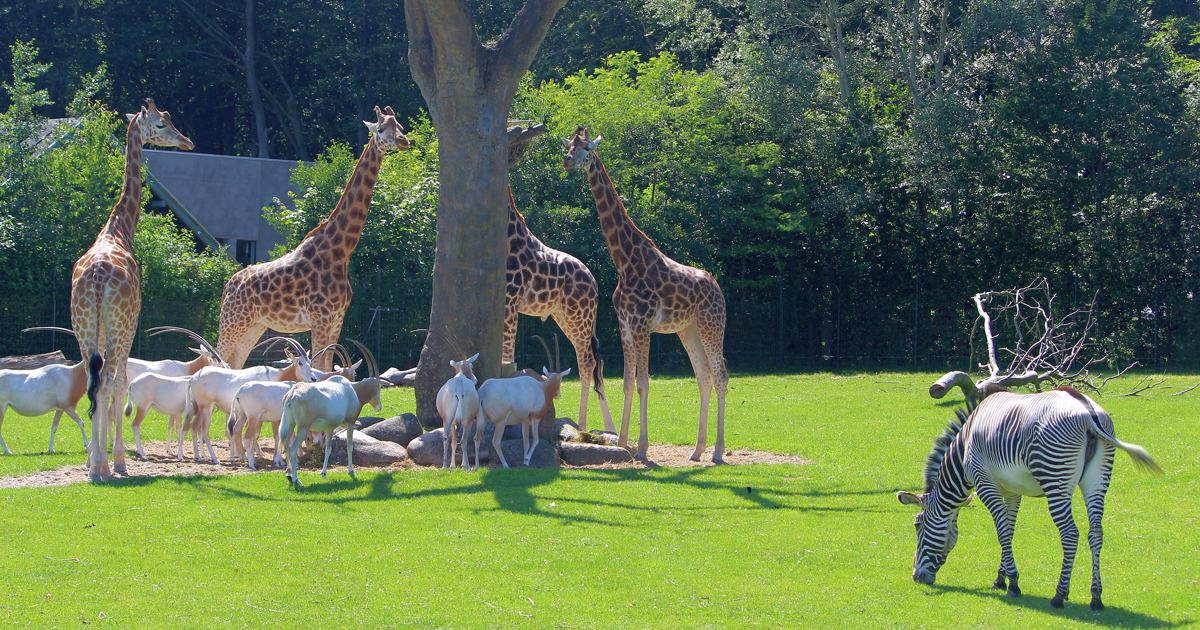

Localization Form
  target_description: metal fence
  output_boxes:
[2,278,1188,375]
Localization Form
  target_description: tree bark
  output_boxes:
[244,0,270,158]
[406,0,567,426]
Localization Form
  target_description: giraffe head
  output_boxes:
[561,125,601,171]
[363,106,411,151]
[125,98,194,150]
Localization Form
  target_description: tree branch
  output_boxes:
[493,0,569,87]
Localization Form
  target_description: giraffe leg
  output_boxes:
[502,294,520,365]
[616,321,639,451]
[220,320,267,371]
[310,315,345,373]
[678,324,714,462]
[697,293,728,464]
[554,312,615,433]
[633,330,652,460]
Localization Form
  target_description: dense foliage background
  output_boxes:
[4,0,1200,372]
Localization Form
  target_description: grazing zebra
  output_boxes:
[897,387,1161,611]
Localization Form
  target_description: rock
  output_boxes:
[0,350,69,370]
[361,413,422,447]
[554,418,580,442]
[356,416,387,430]
[380,366,418,387]
[560,442,632,466]
[317,430,408,467]
[406,429,445,466]
[492,438,561,469]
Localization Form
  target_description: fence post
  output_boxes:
[913,272,919,369]
[778,275,784,365]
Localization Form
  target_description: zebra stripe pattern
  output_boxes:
[898,387,1161,611]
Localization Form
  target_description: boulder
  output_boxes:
[406,428,446,466]
[380,366,418,387]
[560,442,633,466]
[316,430,408,467]
[361,413,422,447]
[356,416,387,430]
[494,438,561,469]
[556,418,620,447]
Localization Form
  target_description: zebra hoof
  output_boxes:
[992,576,1006,590]
[1006,586,1021,598]
[1050,596,1065,609]
[1090,597,1104,612]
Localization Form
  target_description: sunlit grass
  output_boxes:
[0,371,1195,628]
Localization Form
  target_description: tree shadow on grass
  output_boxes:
[101,463,899,526]
[928,583,1188,629]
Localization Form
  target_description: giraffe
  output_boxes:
[562,126,728,463]
[216,106,410,371]
[71,98,193,481]
[503,124,614,433]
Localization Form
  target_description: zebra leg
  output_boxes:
[1045,489,1080,609]
[1081,445,1115,612]
[976,482,1023,596]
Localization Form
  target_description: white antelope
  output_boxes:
[227,344,359,469]
[279,343,392,485]
[184,336,316,463]
[0,360,89,454]
[28,326,227,446]
[124,373,196,459]
[476,362,569,469]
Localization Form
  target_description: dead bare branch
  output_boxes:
[1116,374,1169,397]
[931,278,1134,402]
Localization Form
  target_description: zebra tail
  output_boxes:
[1102,435,1163,474]
[1077,393,1163,474]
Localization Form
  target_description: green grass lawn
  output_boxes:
[0,371,1196,628]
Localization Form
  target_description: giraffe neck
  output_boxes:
[585,154,657,274]
[103,118,145,248]
[507,187,544,249]
[303,136,383,260]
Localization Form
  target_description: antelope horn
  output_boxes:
[411,328,465,361]
[23,326,77,337]
[248,336,307,361]
[146,326,225,365]
[313,343,354,376]
[347,339,379,379]
[554,335,561,373]
[531,335,554,373]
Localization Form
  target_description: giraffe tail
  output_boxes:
[589,334,606,400]
[86,352,103,418]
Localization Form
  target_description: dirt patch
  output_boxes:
[0,440,804,489]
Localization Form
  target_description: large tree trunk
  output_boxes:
[244,0,270,158]
[405,0,566,426]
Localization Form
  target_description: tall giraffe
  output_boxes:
[71,99,193,481]
[217,106,410,371]
[562,126,728,462]
[503,123,614,432]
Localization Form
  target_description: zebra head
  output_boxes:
[897,491,964,584]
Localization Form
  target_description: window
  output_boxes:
[235,239,257,266]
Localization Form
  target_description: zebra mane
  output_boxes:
[922,401,975,495]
